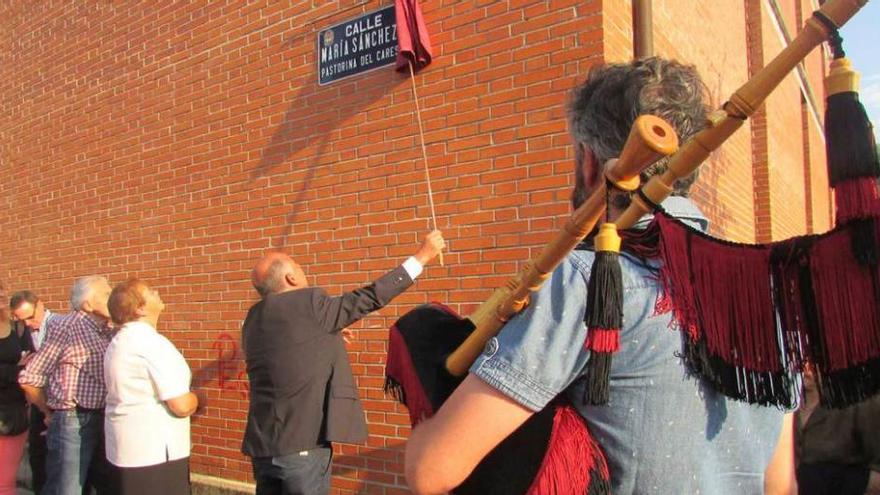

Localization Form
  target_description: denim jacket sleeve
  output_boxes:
[470,253,594,411]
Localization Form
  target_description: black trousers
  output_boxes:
[29,406,47,494]
[111,457,190,495]
[797,462,869,495]
[252,446,333,495]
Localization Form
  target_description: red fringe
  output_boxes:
[654,214,782,372]
[526,403,610,495]
[834,179,880,223]
[623,211,880,406]
[653,290,673,317]
[809,223,880,371]
[585,328,620,353]
[386,325,434,425]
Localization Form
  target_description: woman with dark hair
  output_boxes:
[104,279,198,495]
[0,281,32,495]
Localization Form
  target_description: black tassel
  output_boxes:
[812,13,880,186]
[815,24,880,223]
[583,224,623,406]
[585,251,624,330]
[583,351,614,405]
[849,217,878,266]
[825,90,880,185]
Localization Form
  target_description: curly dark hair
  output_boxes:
[567,57,709,207]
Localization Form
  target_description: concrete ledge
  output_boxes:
[191,473,256,495]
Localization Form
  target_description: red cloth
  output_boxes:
[395,0,432,72]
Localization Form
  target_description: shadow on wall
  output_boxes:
[331,442,409,494]
[189,333,413,493]
[250,29,410,249]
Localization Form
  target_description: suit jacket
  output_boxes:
[241,265,413,457]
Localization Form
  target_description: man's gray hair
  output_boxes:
[567,57,708,206]
[70,276,108,311]
[252,259,292,298]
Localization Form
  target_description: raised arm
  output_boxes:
[314,230,445,332]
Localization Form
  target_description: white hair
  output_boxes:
[252,259,293,297]
[70,276,108,311]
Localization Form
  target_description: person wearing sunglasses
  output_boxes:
[10,290,59,355]
[9,290,61,495]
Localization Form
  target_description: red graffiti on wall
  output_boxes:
[212,333,249,400]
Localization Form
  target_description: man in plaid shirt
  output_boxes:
[19,276,115,495]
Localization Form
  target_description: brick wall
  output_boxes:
[602,0,633,63]
[0,1,832,493]
[764,0,810,241]
[798,0,833,233]
[652,0,757,241]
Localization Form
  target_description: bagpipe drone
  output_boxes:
[385,0,876,493]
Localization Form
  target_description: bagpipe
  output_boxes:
[385,0,876,493]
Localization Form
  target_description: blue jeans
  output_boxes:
[44,409,113,495]
[252,446,332,495]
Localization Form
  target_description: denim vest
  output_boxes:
[472,197,784,494]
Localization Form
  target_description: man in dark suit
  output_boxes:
[242,230,445,495]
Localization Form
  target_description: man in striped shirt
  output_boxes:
[19,276,115,495]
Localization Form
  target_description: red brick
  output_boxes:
[0,0,830,490]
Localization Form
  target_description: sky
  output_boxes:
[840,1,880,140]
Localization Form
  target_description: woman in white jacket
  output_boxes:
[105,279,198,494]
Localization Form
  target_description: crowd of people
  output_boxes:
[0,231,444,495]
[1,56,878,495]
[0,276,198,495]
